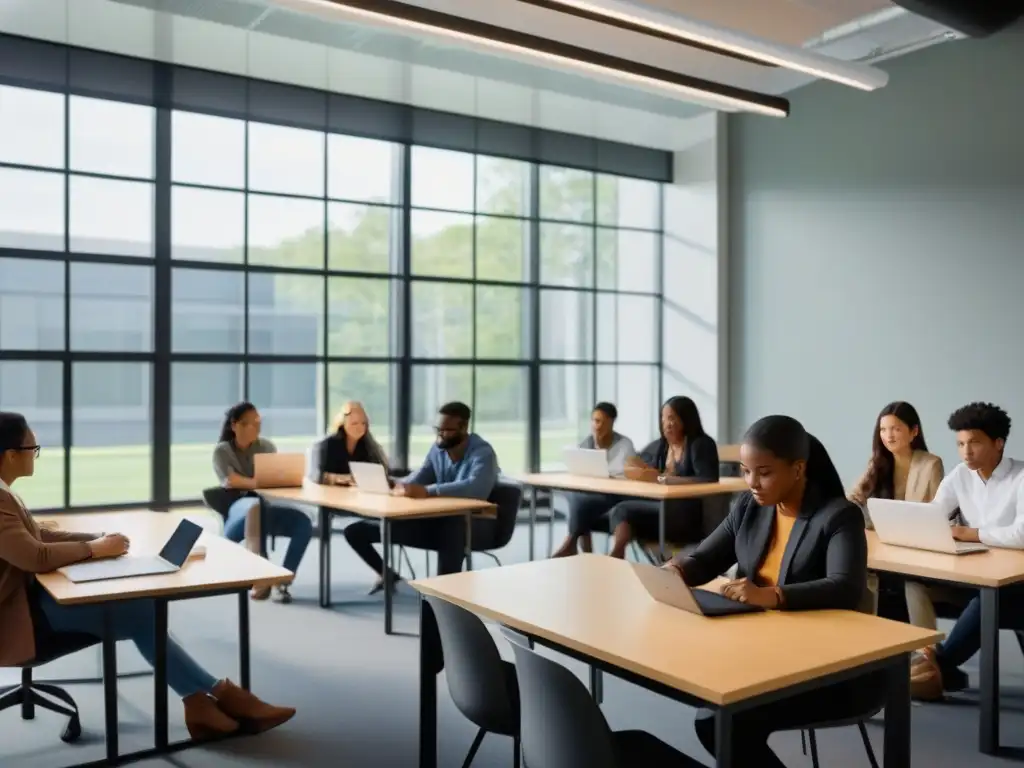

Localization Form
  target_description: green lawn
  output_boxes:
[16,427,580,510]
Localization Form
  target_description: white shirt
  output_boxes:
[932,456,1024,548]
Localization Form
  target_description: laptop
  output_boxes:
[563,447,610,478]
[867,498,988,555]
[349,461,392,494]
[629,562,763,617]
[59,519,204,584]
[253,453,306,488]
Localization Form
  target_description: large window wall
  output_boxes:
[0,48,665,512]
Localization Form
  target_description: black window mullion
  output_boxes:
[527,163,541,472]
[395,142,413,468]
[61,85,71,510]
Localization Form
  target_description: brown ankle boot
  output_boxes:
[184,692,240,741]
[212,679,296,734]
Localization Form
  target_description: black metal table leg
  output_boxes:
[319,507,331,609]
[980,587,1000,754]
[465,512,473,572]
[419,599,441,768]
[528,487,536,561]
[883,653,911,767]
[102,605,119,763]
[658,499,667,559]
[383,518,393,635]
[715,707,734,768]
[154,598,169,751]
[589,667,603,705]
[239,589,251,691]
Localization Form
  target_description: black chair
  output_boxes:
[0,632,99,743]
[423,596,520,768]
[505,635,699,767]
[202,487,272,556]
[471,481,523,567]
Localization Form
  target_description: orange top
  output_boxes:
[756,508,799,587]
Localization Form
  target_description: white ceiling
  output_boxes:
[0,0,959,151]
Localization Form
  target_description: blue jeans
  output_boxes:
[936,585,1024,671]
[39,591,217,698]
[224,498,312,575]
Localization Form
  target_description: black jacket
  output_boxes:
[638,434,719,482]
[674,488,868,611]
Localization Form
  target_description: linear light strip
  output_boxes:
[274,0,790,117]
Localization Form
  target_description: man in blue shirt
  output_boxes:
[344,402,499,593]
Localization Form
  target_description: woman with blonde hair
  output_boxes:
[307,401,389,485]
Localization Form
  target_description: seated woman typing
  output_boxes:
[607,396,719,559]
[0,412,295,740]
[307,401,389,486]
[665,415,875,768]
[551,402,635,558]
[212,402,313,604]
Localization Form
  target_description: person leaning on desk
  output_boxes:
[0,411,295,741]
[663,415,878,768]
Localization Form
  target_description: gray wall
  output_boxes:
[728,24,1024,485]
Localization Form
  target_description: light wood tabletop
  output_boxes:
[718,444,742,463]
[259,483,496,519]
[412,554,939,706]
[35,511,292,605]
[868,531,1024,588]
[513,473,747,500]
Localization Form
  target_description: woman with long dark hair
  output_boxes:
[665,415,875,767]
[606,396,719,558]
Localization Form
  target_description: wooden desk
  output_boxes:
[35,511,290,767]
[718,444,742,463]
[513,474,747,559]
[868,531,1024,754]
[260,484,494,634]
[413,555,938,768]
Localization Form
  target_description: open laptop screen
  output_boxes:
[158,519,204,566]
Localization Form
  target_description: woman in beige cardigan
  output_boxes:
[849,401,944,628]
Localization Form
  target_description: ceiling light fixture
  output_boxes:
[274,0,790,117]
[516,0,889,91]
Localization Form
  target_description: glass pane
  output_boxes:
[540,289,593,361]
[171,363,244,500]
[248,363,323,454]
[540,223,593,288]
[617,295,658,362]
[596,293,617,363]
[476,216,528,283]
[411,146,474,211]
[597,364,658,446]
[539,365,593,470]
[540,166,593,223]
[69,96,154,178]
[327,276,394,357]
[597,229,658,293]
[171,111,245,188]
[70,263,153,352]
[411,210,473,278]
[596,175,660,229]
[476,155,529,216]
[70,176,154,257]
[248,273,324,356]
[172,268,244,353]
[0,85,64,168]
[327,134,399,204]
[474,366,527,474]
[327,363,395,458]
[247,194,324,268]
[71,362,152,505]
[411,282,472,358]
[0,361,64,509]
[248,122,324,197]
[410,365,471,465]
[328,202,397,273]
[172,187,245,263]
[476,285,527,360]
[0,168,64,251]
[0,257,64,351]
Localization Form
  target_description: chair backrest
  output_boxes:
[201,487,243,520]
[484,481,523,552]
[509,641,619,768]
[423,595,518,736]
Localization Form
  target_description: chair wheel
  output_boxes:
[61,717,82,743]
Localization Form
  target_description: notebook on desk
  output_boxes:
[630,562,763,617]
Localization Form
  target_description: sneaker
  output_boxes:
[272,584,293,604]
[368,574,401,596]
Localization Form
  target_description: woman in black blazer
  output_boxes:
[665,415,876,768]
[607,396,718,558]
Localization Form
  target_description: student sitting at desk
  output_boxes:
[606,396,719,559]
[551,401,635,558]
[343,401,498,593]
[212,401,313,604]
[907,402,1024,701]
[665,415,876,768]
[306,400,389,485]
[0,411,295,740]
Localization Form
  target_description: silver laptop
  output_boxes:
[349,461,392,494]
[59,519,204,583]
[563,447,610,478]
[629,562,762,617]
[867,498,988,555]
[253,453,306,488]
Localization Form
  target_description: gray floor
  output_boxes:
[4,518,1024,768]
